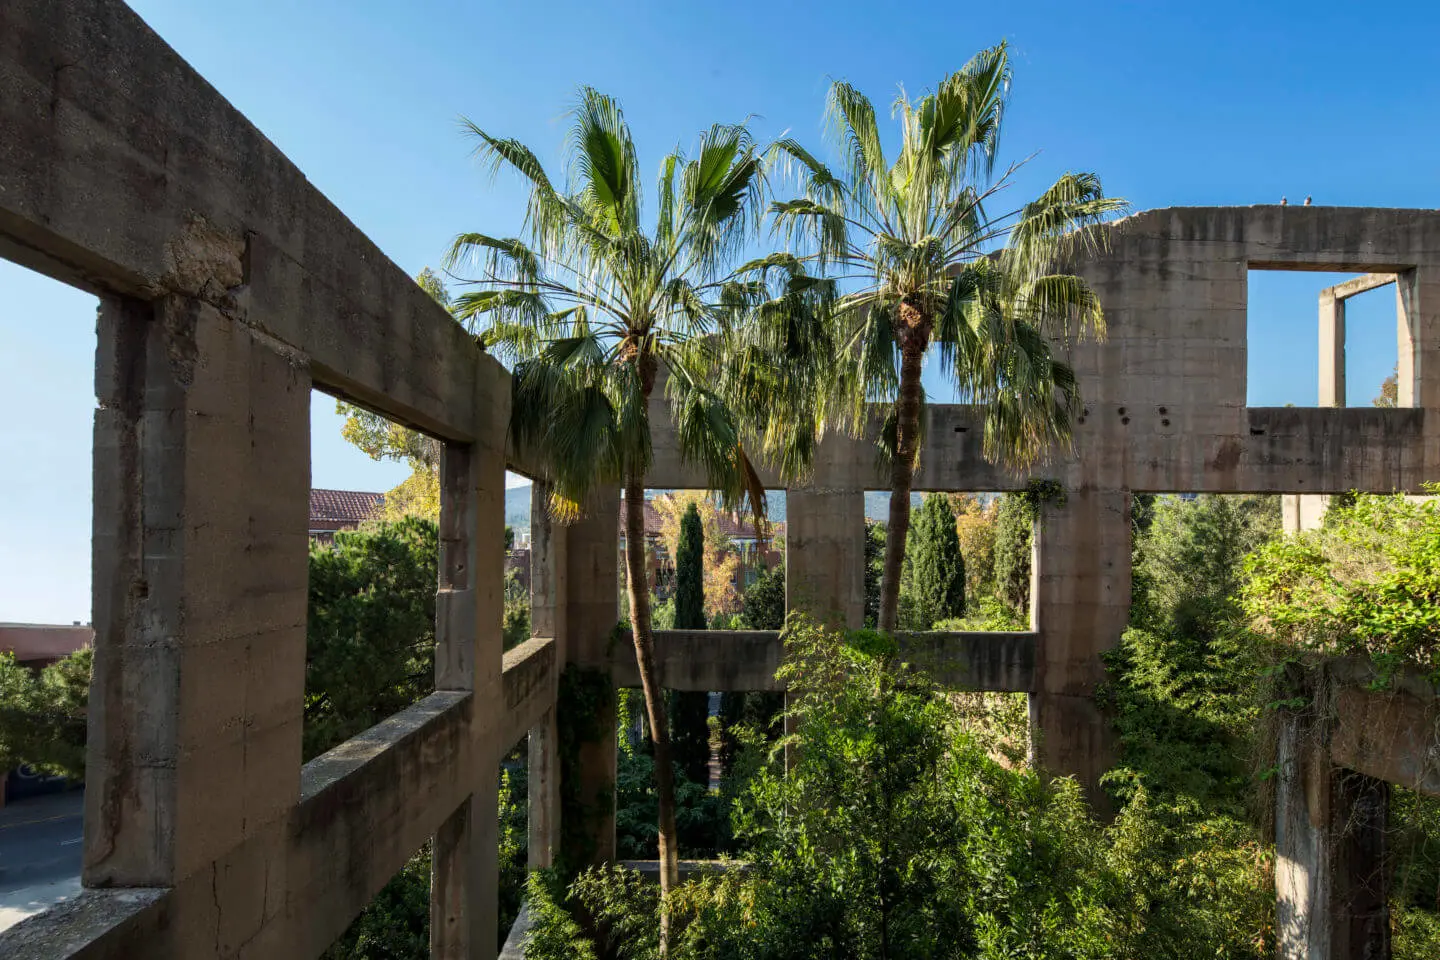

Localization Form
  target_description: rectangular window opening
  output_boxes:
[1246,268,1402,408]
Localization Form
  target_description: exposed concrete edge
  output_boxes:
[498,902,535,959]
[1324,659,1440,796]
[0,888,169,960]
[1324,272,1398,301]
[298,690,471,804]
[499,636,558,748]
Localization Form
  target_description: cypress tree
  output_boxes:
[668,502,711,785]
[900,495,965,628]
[673,503,706,630]
[993,493,1033,617]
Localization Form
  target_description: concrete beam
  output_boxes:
[498,636,558,750]
[1324,272,1397,301]
[607,629,1036,694]
[0,0,508,444]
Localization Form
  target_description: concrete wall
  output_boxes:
[0,0,519,956]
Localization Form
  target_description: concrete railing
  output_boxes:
[606,628,1036,694]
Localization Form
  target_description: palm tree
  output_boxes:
[446,88,831,939]
[770,43,1128,632]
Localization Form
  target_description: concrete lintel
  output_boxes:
[1324,272,1398,302]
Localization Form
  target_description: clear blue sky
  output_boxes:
[2,0,1436,622]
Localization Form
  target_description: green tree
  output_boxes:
[991,493,1033,617]
[448,88,831,916]
[738,563,785,630]
[673,503,706,629]
[0,648,92,780]
[900,495,965,628]
[771,44,1126,631]
[669,502,711,786]
[305,517,438,760]
[863,520,885,628]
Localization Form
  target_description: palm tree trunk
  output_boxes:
[622,473,679,948]
[878,325,928,632]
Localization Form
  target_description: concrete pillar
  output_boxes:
[1029,488,1131,810]
[526,484,565,872]
[559,494,619,868]
[1319,289,1345,408]
[527,710,558,870]
[85,295,309,887]
[528,481,567,647]
[431,395,508,956]
[785,486,866,629]
[1276,714,1392,960]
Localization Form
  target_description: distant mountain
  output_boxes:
[505,483,919,537]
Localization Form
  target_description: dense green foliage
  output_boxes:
[900,494,965,629]
[310,518,532,957]
[526,617,1282,959]
[991,493,1032,617]
[305,517,438,761]
[863,520,884,628]
[737,563,785,631]
[1242,489,1440,679]
[0,648,91,780]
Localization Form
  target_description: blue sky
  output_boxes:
[2,0,1436,622]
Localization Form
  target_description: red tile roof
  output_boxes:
[309,489,384,530]
[0,623,93,663]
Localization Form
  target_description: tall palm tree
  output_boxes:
[771,43,1128,632]
[446,89,831,936]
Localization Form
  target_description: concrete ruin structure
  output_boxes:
[2,0,1439,956]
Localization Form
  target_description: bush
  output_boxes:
[527,617,1275,959]
[1242,489,1440,680]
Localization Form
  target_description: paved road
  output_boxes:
[0,790,85,933]
[0,790,84,893]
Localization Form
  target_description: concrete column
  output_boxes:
[1029,488,1131,810]
[528,481,568,648]
[559,494,619,868]
[1276,714,1392,960]
[785,486,866,629]
[527,709,558,870]
[85,295,309,887]
[431,389,508,956]
[1319,289,1345,407]
[526,484,565,872]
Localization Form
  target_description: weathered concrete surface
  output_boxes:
[614,629,1036,694]
[498,637,557,749]
[611,630,788,692]
[786,487,866,629]
[1276,714,1392,960]
[1275,661,1438,959]
[897,632,1036,693]
[85,296,309,889]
